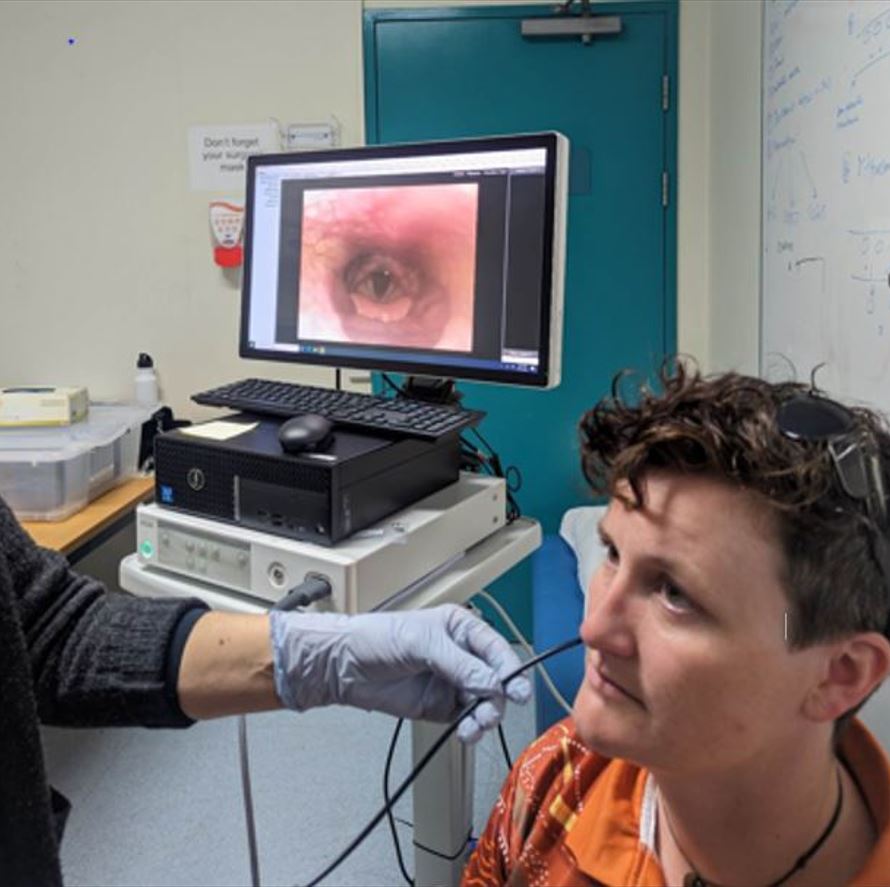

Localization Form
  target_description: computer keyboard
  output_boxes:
[191,378,485,441]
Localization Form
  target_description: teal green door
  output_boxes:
[364,3,677,630]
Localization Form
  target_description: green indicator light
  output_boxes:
[140,540,155,559]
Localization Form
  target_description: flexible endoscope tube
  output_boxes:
[300,635,584,887]
[238,715,261,887]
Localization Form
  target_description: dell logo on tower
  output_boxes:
[187,468,206,491]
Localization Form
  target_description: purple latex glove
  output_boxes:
[270,603,531,743]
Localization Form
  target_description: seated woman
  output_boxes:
[463,362,890,886]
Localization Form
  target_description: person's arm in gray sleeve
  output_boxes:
[1,495,207,727]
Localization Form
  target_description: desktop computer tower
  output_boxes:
[153,414,461,545]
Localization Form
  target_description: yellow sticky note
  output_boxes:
[180,420,258,441]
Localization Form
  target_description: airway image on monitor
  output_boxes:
[242,132,567,388]
[296,183,478,351]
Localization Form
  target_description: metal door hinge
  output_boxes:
[662,74,670,112]
[662,171,669,208]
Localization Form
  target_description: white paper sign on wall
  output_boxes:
[188,122,279,191]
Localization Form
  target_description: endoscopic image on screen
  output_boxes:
[296,183,478,351]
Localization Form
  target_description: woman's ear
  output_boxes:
[802,633,890,723]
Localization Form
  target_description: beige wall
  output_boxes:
[677,0,712,366]
[678,0,762,374]
[0,0,364,420]
[706,0,762,374]
[0,0,763,421]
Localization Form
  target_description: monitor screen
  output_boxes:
[240,132,567,388]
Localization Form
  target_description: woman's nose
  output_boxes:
[580,567,637,659]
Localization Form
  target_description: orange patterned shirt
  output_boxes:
[462,718,890,887]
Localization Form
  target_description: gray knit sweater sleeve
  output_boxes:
[2,495,207,727]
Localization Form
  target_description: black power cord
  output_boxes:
[381,372,408,398]
[382,372,522,520]
[384,719,415,886]
[238,715,261,887]
[364,374,520,512]
[298,636,583,887]
[460,436,522,523]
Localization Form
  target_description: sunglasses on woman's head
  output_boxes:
[777,393,887,524]
[777,391,890,633]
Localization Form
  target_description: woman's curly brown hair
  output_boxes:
[579,359,890,655]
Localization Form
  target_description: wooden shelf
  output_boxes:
[22,475,155,556]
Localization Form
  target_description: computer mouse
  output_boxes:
[278,414,334,454]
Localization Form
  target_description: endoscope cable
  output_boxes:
[238,714,262,887]
[298,635,583,887]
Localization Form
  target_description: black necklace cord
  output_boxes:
[300,636,583,887]
[672,768,844,887]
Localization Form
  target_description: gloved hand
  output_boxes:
[269,603,531,743]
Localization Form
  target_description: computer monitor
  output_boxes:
[240,132,568,389]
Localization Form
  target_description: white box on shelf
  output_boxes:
[0,385,89,426]
[0,403,152,521]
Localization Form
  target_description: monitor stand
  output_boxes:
[402,375,463,407]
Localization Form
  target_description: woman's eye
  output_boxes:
[658,580,694,614]
[603,540,619,565]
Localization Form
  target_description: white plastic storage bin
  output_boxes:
[0,403,151,521]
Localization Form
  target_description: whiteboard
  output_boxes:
[762,0,890,410]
